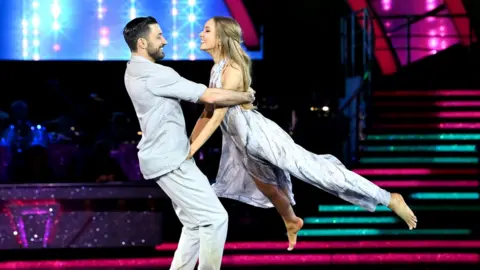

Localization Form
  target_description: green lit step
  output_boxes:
[298,229,471,237]
[304,217,398,224]
[359,157,478,164]
[367,134,480,141]
[318,205,480,212]
[362,145,476,152]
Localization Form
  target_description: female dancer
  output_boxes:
[189,16,417,251]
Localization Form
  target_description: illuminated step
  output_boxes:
[155,240,480,250]
[372,180,479,188]
[376,101,480,107]
[353,168,479,176]
[359,157,478,164]
[367,134,480,140]
[298,229,470,237]
[304,217,398,224]
[373,123,480,129]
[318,205,480,212]
[410,192,480,200]
[1,253,478,266]
[374,90,480,97]
[381,112,480,118]
[363,145,476,152]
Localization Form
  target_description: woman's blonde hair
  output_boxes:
[212,16,252,93]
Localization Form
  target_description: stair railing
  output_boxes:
[340,8,374,166]
[374,5,476,65]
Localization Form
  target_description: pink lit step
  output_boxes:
[373,123,480,129]
[353,168,479,176]
[372,180,479,188]
[381,112,480,118]
[375,90,480,97]
[0,253,477,268]
[156,240,480,251]
[376,101,480,107]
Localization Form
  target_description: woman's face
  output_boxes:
[199,19,218,52]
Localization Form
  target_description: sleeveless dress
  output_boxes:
[210,59,390,211]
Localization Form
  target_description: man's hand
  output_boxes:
[247,87,256,103]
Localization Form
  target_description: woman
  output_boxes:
[189,16,417,250]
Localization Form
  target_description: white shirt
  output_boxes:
[124,56,207,179]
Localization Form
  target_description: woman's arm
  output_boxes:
[188,65,243,158]
[189,105,214,143]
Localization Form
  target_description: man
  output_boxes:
[122,16,254,269]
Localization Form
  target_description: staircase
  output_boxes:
[296,89,480,268]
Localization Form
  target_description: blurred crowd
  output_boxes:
[0,93,347,184]
[0,96,138,184]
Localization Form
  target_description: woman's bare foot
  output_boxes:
[285,217,304,251]
[388,193,417,230]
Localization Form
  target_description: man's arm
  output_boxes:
[146,65,254,105]
[198,88,254,106]
[146,66,208,103]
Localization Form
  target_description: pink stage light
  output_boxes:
[374,90,480,97]
[0,253,477,268]
[374,123,480,129]
[4,200,61,248]
[353,168,479,176]
[99,27,109,36]
[372,180,479,188]
[224,0,259,47]
[381,112,480,118]
[375,101,480,107]
[381,0,391,11]
[156,240,480,251]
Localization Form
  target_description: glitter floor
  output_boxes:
[0,253,477,269]
[0,240,478,269]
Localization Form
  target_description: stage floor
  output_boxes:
[0,241,478,269]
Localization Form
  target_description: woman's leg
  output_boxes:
[250,136,418,229]
[252,178,303,251]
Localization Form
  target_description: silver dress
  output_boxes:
[211,59,390,211]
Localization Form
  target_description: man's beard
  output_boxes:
[147,45,165,61]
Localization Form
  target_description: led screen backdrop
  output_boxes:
[1,0,263,61]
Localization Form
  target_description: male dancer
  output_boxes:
[122,16,254,269]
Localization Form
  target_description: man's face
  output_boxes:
[143,24,168,61]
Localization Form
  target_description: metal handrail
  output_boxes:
[340,8,374,164]
[387,4,446,34]
[375,7,475,64]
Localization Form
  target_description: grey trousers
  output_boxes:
[154,158,228,270]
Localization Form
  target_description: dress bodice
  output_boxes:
[209,59,227,88]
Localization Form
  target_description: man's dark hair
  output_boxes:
[123,16,158,52]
